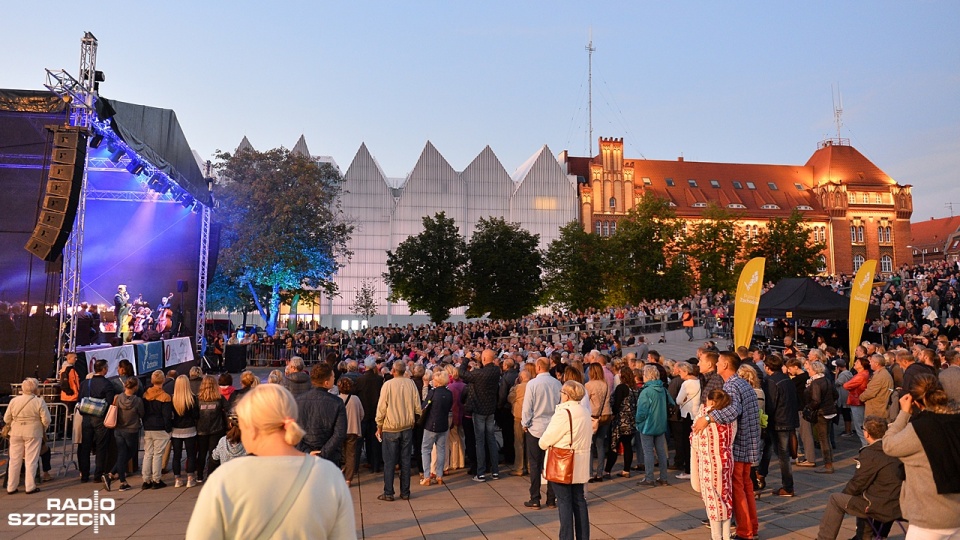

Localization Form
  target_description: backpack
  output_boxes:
[60,365,75,396]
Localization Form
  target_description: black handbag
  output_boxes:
[416,399,432,429]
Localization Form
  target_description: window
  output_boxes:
[609,197,616,209]
[665,178,675,187]
[688,179,698,188]
[760,204,780,210]
[732,181,743,189]
[878,226,884,243]
[667,201,677,207]
[768,182,778,190]
[796,205,813,211]
[858,226,864,243]
[692,202,707,208]
[818,255,827,273]
[850,226,857,243]
[862,193,869,204]
[610,221,617,235]
[849,192,856,204]
[795,183,804,191]
[875,193,882,204]
[603,222,610,237]
[595,221,602,235]
[728,203,746,209]
[881,255,893,273]
[746,182,756,190]
[642,177,652,186]
[853,254,865,271]
[710,180,720,188]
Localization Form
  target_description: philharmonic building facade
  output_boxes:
[560,137,914,277]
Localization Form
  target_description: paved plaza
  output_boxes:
[1,329,895,539]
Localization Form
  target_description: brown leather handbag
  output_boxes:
[545,409,575,484]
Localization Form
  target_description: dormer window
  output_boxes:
[760,204,780,210]
[728,203,746,209]
[692,202,708,208]
[768,182,778,190]
[795,205,813,211]
[746,182,756,190]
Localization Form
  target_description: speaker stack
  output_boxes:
[24,126,89,261]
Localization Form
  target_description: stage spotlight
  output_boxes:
[190,201,201,213]
[180,195,194,209]
[126,160,146,175]
[89,134,104,148]
[108,148,124,164]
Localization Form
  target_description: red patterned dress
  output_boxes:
[690,404,735,522]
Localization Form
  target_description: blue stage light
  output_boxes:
[108,148,124,163]
[126,160,146,175]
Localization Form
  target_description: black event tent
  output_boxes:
[756,278,881,320]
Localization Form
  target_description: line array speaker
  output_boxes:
[24,126,88,262]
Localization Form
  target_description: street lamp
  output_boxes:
[906,245,926,264]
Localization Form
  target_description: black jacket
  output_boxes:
[422,386,454,433]
[79,375,117,425]
[805,376,838,417]
[296,387,347,463]
[460,363,501,416]
[142,387,174,432]
[196,397,228,436]
[765,372,799,431]
[354,370,384,419]
[842,440,904,522]
[172,400,199,430]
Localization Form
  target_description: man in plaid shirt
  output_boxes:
[694,351,761,540]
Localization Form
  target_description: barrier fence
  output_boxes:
[1,401,74,484]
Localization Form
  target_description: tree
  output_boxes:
[541,221,607,311]
[747,210,826,282]
[681,203,745,294]
[351,279,378,321]
[465,217,543,319]
[605,195,687,304]
[383,212,467,324]
[214,147,351,336]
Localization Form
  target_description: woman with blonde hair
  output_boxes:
[141,370,173,489]
[445,364,465,471]
[539,380,592,540]
[186,384,356,539]
[170,375,199,489]
[195,375,229,485]
[4,378,51,494]
[267,369,284,385]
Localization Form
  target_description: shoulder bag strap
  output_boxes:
[254,454,315,540]
[10,395,35,422]
[567,409,573,447]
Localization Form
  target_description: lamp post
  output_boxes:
[906,245,926,264]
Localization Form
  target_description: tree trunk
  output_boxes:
[288,293,301,334]
[265,283,281,336]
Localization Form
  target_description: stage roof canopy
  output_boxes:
[0,89,206,202]
[756,277,881,320]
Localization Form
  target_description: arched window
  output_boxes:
[817,255,827,273]
[603,221,610,237]
[886,227,893,243]
[850,226,857,243]
[610,221,617,235]
[853,254,865,271]
[595,221,602,235]
[877,226,884,243]
[857,226,864,243]
[609,197,616,209]
[880,255,893,273]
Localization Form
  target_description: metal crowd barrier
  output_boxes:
[243,342,342,367]
[1,401,75,483]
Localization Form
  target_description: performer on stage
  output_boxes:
[114,284,130,338]
[156,293,173,314]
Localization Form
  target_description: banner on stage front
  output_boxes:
[135,341,164,374]
[849,259,877,363]
[85,345,136,377]
[164,337,194,367]
[734,258,766,349]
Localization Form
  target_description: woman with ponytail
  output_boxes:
[882,373,960,538]
[187,384,356,540]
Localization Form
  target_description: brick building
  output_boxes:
[559,137,913,276]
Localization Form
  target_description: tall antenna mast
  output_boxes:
[586,30,596,156]
[832,83,843,140]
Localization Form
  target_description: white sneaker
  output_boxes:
[174,477,184,488]
[186,475,197,488]
[676,473,691,479]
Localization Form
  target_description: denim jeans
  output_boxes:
[591,422,610,477]
[142,431,170,483]
[850,405,867,447]
[473,413,499,476]
[640,433,668,482]
[112,430,139,482]
[552,481,590,540]
[421,429,448,478]
[759,429,794,492]
[382,429,412,497]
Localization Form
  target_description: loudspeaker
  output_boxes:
[177,280,188,293]
[24,126,87,262]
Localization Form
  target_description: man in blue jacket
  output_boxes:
[296,363,347,463]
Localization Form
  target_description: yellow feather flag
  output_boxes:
[848,260,878,362]
[734,258,766,349]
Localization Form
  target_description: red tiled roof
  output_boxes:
[804,142,897,187]
[910,216,960,252]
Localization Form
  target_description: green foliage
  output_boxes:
[681,203,745,294]
[747,210,826,282]
[541,221,607,311]
[465,217,543,319]
[603,195,687,303]
[214,147,351,335]
[384,212,467,324]
[351,279,379,320]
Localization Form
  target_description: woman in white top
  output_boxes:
[4,378,51,494]
[674,362,701,480]
[186,384,356,540]
[539,380,592,540]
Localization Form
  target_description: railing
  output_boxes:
[0,402,75,482]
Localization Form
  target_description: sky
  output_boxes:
[3,1,959,220]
